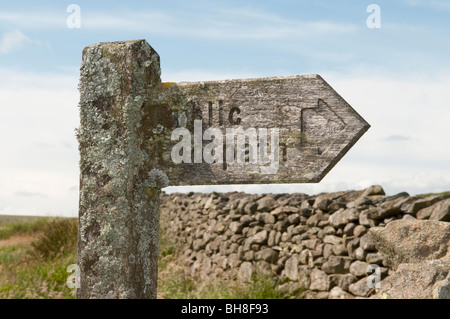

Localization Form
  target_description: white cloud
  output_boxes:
[0,30,50,54]
[0,11,63,29]
[0,7,357,41]
[0,30,31,53]
[84,9,357,40]
[0,69,79,217]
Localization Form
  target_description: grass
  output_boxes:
[415,191,450,198]
[0,216,77,299]
[157,216,299,299]
[0,214,301,299]
[0,216,48,240]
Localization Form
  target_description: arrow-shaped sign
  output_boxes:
[143,74,369,185]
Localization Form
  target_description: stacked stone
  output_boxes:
[160,186,450,299]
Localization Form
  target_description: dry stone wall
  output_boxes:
[160,186,450,299]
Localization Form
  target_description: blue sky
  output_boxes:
[1,0,450,216]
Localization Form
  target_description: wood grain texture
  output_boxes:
[144,75,370,185]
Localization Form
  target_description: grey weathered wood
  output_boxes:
[144,75,370,185]
[77,39,167,298]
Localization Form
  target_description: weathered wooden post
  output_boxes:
[77,39,369,298]
[77,40,167,298]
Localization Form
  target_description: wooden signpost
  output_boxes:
[76,39,369,298]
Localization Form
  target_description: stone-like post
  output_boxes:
[76,40,167,298]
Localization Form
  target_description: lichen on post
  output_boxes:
[76,39,165,298]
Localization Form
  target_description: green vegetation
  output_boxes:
[415,191,450,198]
[1,214,300,299]
[0,217,77,299]
[157,217,299,299]
[0,216,47,240]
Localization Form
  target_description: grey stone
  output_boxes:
[238,262,254,282]
[366,207,387,220]
[256,196,277,212]
[328,286,355,299]
[360,233,376,251]
[313,257,326,267]
[328,274,357,291]
[323,225,336,235]
[193,238,207,251]
[323,244,334,259]
[252,229,268,244]
[417,198,450,221]
[299,249,313,266]
[283,255,299,281]
[227,253,241,268]
[329,208,359,227]
[346,237,360,259]
[255,248,279,264]
[255,260,272,276]
[370,194,409,220]
[348,277,372,297]
[354,247,367,261]
[353,225,367,237]
[302,239,318,250]
[343,223,356,236]
[270,206,300,216]
[402,214,416,221]
[432,275,450,299]
[366,252,384,265]
[239,215,253,225]
[359,208,378,227]
[350,261,370,277]
[298,266,312,290]
[332,244,348,256]
[247,225,264,237]
[354,196,373,208]
[362,185,385,197]
[313,195,330,211]
[278,281,307,295]
[243,202,258,215]
[317,220,329,228]
[281,232,290,242]
[243,250,254,261]
[229,221,244,234]
[369,219,450,269]
[243,229,268,250]
[267,230,276,247]
[209,235,225,251]
[306,214,323,227]
[289,225,308,237]
[328,201,347,213]
[400,194,450,216]
[323,235,342,245]
[370,261,449,299]
[314,291,330,299]
[322,256,351,274]
[287,214,300,225]
[309,268,330,291]
[259,212,275,224]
